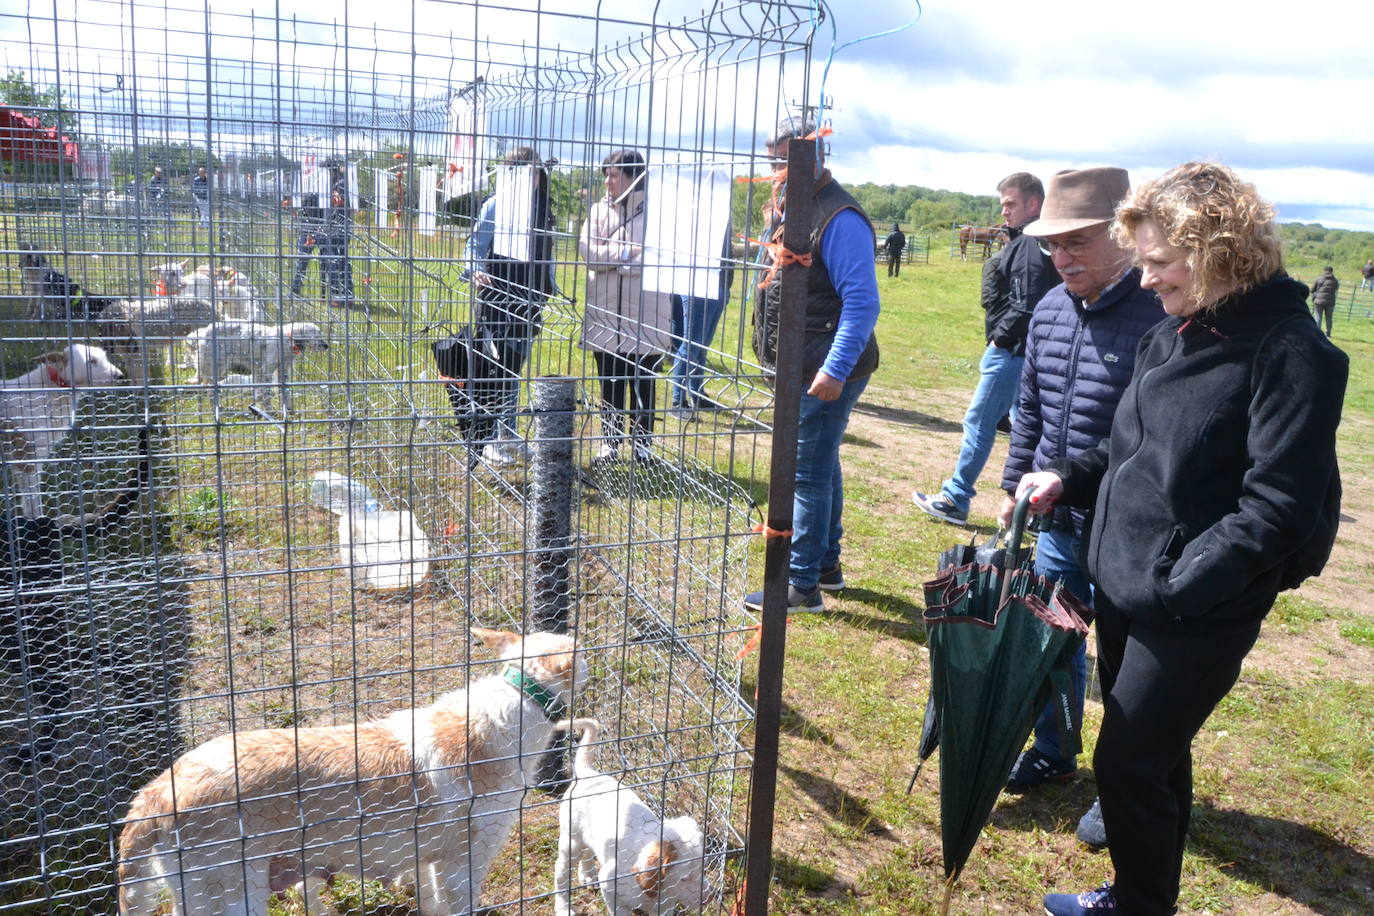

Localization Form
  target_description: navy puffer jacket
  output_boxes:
[1001,268,1164,533]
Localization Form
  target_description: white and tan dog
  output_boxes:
[117,626,586,915]
[152,261,268,323]
[0,343,124,517]
[555,719,714,916]
[186,320,328,413]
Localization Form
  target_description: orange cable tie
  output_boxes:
[751,522,794,539]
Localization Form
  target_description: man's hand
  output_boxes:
[808,370,844,401]
[472,270,493,288]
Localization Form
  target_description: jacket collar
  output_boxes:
[1188,273,1308,338]
[1068,266,1144,315]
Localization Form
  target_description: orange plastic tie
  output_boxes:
[752,521,794,539]
[755,244,812,290]
[734,624,763,662]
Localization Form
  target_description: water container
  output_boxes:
[338,508,432,590]
[309,470,381,515]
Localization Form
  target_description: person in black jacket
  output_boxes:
[289,192,325,297]
[1309,264,1338,336]
[1020,162,1348,916]
[883,222,906,276]
[914,172,1057,524]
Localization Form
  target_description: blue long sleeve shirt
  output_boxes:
[818,207,881,381]
[462,195,497,279]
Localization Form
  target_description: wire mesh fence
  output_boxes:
[0,0,818,911]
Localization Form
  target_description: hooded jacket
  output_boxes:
[1051,274,1347,632]
[1310,270,1339,308]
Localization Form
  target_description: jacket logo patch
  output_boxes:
[1103,353,1119,363]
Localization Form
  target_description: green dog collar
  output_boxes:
[502,665,568,721]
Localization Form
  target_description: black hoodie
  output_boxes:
[1050,274,1347,632]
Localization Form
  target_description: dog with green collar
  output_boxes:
[118,626,586,916]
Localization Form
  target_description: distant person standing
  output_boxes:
[148,166,169,215]
[322,186,355,308]
[289,192,325,298]
[1360,258,1373,291]
[191,167,210,226]
[1310,264,1338,337]
[913,173,1058,525]
[579,149,674,464]
[884,222,907,277]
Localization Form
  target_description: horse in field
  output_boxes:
[957,224,1009,260]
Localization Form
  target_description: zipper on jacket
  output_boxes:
[1088,329,1177,575]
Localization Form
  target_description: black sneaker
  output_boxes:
[742,584,824,613]
[1007,746,1076,790]
[818,564,846,591]
[912,491,969,525]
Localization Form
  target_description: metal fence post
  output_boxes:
[744,137,816,916]
[529,376,576,635]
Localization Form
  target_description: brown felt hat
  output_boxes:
[1021,167,1131,237]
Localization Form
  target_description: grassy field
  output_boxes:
[748,250,1374,915]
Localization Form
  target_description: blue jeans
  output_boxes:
[940,343,1024,513]
[670,295,726,407]
[1031,527,1092,762]
[790,374,870,591]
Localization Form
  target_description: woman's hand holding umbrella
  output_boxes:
[998,471,1064,528]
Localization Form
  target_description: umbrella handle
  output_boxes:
[998,485,1038,606]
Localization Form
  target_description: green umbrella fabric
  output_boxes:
[917,498,1094,913]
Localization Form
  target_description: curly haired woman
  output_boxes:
[1018,162,1348,916]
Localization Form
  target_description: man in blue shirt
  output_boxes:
[743,118,881,613]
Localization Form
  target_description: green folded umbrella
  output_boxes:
[915,495,1094,914]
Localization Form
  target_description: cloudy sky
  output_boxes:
[818,0,1374,230]
[5,0,1372,230]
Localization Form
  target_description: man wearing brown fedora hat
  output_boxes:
[998,167,1164,858]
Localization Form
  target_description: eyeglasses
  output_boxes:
[1037,229,1107,259]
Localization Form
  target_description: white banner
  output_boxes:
[374,168,390,229]
[642,165,733,298]
[418,166,437,236]
[443,90,485,200]
[492,164,536,260]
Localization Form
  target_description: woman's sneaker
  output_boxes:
[1044,883,1117,915]
[1007,746,1076,790]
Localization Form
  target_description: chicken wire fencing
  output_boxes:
[0,0,822,912]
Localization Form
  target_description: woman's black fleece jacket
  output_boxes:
[1050,273,1348,633]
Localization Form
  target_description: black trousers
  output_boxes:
[593,350,662,441]
[1093,595,1264,915]
[887,252,901,276]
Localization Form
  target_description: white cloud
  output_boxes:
[818,0,1374,229]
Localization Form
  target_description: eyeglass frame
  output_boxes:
[1036,226,1110,259]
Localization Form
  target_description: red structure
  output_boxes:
[0,108,79,165]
